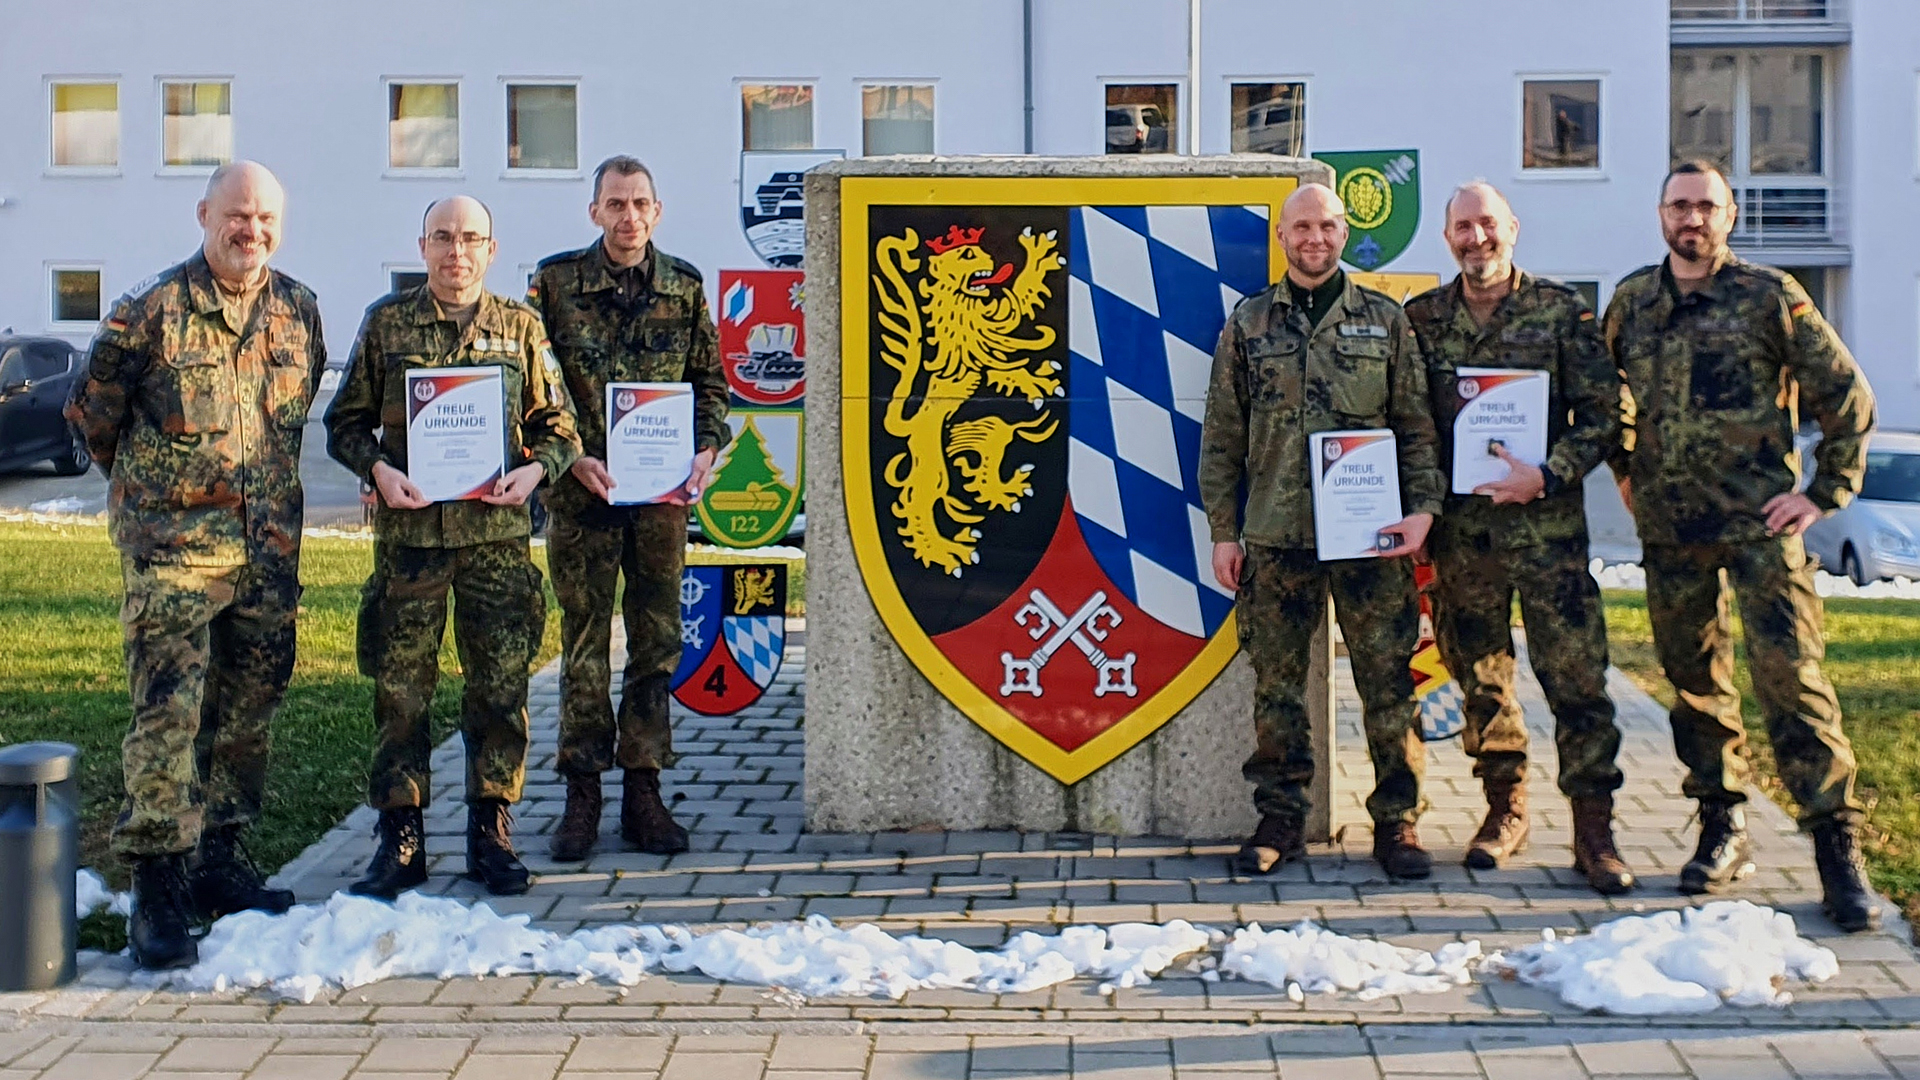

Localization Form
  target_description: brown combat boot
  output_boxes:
[1571,794,1636,895]
[1372,821,1433,880]
[548,773,602,862]
[621,768,690,854]
[1465,779,1530,870]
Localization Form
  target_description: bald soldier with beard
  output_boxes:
[1404,181,1632,894]
[1199,183,1445,880]
[68,162,325,969]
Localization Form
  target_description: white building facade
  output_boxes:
[3,0,1914,427]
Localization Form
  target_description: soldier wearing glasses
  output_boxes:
[1604,160,1878,931]
[326,195,580,899]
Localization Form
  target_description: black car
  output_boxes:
[0,335,90,475]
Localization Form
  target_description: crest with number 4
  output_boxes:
[841,175,1301,782]
[673,563,789,715]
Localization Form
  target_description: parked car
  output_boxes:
[0,334,90,476]
[1105,104,1171,154]
[1804,431,1920,584]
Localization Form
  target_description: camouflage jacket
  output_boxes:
[1404,270,1619,550]
[1604,253,1874,546]
[1200,274,1445,550]
[324,286,581,549]
[526,240,728,518]
[64,251,327,567]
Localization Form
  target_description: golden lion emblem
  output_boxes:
[872,224,1065,576]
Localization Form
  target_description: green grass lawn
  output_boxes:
[0,520,560,888]
[1603,590,1920,927]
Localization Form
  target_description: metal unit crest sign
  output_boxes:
[839,175,1295,783]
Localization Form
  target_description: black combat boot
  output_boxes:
[1811,816,1881,933]
[621,768,690,854]
[128,853,199,970]
[547,772,603,863]
[1465,779,1530,870]
[466,799,532,895]
[1233,813,1307,875]
[1570,794,1636,895]
[1373,821,1433,880]
[190,825,295,919]
[1679,801,1755,894]
[349,807,428,901]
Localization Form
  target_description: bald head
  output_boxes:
[197,160,283,287]
[1443,180,1520,288]
[1278,182,1348,286]
[420,195,497,304]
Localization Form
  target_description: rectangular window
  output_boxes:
[1563,279,1602,312]
[389,269,428,295]
[389,82,459,170]
[1230,82,1306,156]
[742,84,814,150]
[50,82,119,168]
[1671,52,1736,173]
[51,267,102,325]
[1748,52,1822,174]
[1106,83,1178,155]
[506,83,577,170]
[161,81,233,168]
[1522,79,1601,170]
[862,84,934,155]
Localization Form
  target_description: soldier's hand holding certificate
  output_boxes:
[405,366,506,502]
[1451,367,1549,495]
[604,382,695,504]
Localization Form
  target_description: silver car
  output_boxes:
[1805,431,1920,584]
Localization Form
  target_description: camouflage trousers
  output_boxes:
[357,539,544,809]
[1239,545,1425,826]
[547,503,686,776]
[1643,535,1861,826]
[113,557,298,857]
[1428,530,1623,798]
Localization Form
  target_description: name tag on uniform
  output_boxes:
[471,338,522,354]
[1499,327,1555,345]
[1337,323,1389,339]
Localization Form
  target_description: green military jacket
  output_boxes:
[65,251,327,567]
[1604,253,1874,547]
[325,286,581,549]
[526,240,729,518]
[1200,274,1445,550]
[1404,270,1620,550]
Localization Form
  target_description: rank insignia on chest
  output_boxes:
[839,174,1298,783]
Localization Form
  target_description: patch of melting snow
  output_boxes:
[76,869,130,918]
[26,497,88,515]
[89,885,1839,1015]
[1221,920,1482,1000]
[1592,558,1918,600]
[1485,900,1839,1014]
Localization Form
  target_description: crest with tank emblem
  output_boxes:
[841,175,1299,782]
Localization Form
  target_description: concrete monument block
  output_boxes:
[804,156,1339,841]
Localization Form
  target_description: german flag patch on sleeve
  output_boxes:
[1790,300,1814,318]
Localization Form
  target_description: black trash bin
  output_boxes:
[0,742,80,991]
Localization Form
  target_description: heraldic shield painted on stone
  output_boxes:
[840,176,1296,782]
[674,563,789,716]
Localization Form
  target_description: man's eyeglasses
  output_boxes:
[1661,200,1730,219]
[425,230,491,250]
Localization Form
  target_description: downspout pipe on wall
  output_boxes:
[1023,0,1035,153]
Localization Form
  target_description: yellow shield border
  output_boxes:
[839,175,1296,783]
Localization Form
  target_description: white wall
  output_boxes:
[2,0,1912,430]
[1843,1,1920,431]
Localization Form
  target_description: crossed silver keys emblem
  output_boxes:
[999,588,1138,699]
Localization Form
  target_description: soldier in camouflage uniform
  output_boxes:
[1404,182,1632,894]
[1200,183,1446,880]
[326,196,581,899]
[526,157,729,861]
[1606,160,1878,931]
[65,162,319,969]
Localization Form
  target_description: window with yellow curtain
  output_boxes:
[162,81,233,167]
[51,83,119,168]
[389,83,459,170]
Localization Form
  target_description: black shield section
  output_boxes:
[866,204,1072,636]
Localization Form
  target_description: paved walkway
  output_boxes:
[4,627,1918,1078]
